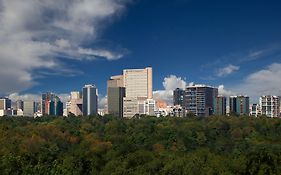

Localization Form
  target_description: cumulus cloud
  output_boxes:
[233,63,281,99]
[8,93,70,103]
[218,85,235,97]
[0,0,129,94]
[153,75,187,105]
[98,95,107,110]
[216,64,240,77]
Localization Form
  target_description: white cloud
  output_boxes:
[0,0,129,94]
[98,95,107,109]
[153,75,187,105]
[216,64,240,77]
[233,63,281,99]
[218,85,235,97]
[8,92,70,103]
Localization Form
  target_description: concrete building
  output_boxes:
[41,92,55,115]
[214,96,227,116]
[123,67,153,99]
[0,98,12,110]
[184,85,218,117]
[67,91,83,116]
[16,100,24,111]
[23,101,35,117]
[250,104,260,117]
[123,97,139,118]
[82,84,98,116]
[229,96,250,116]
[122,67,153,118]
[259,95,280,118]
[107,76,126,117]
[173,88,184,106]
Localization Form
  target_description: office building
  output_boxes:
[82,84,98,116]
[41,92,55,115]
[184,85,218,117]
[229,96,250,116]
[250,104,260,117]
[41,92,63,116]
[0,98,12,110]
[107,75,125,117]
[108,86,125,117]
[67,91,83,116]
[122,67,153,118]
[123,67,153,99]
[214,96,227,116]
[259,95,280,118]
[173,88,184,106]
[23,101,35,117]
[138,98,156,116]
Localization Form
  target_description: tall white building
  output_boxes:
[123,67,153,99]
[259,95,280,118]
[122,67,154,118]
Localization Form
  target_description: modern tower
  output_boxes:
[82,84,98,116]
[173,88,184,106]
[229,96,250,116]
[184,85,218,117]
[107,75,125,117]
[23,101,35,117]
[259,95,280,118]
[123,67,153,99]
[214,96,227,116]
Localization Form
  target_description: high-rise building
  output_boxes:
[67,91,83,116]
[184,85,218,117]
[250,104,260,117]
[229,96,250,116]
[82,84,98,116]
[214,96,227,116]
[108,87,125,117]
[41,92,55,115]
[122,67,153,118]
[107,75,125,117]
[259,95,280,118]
[173,88,184,106]
[41,92,63,116]
[23,101,35,117]
[123,67,153,99]
[0,98,12,110]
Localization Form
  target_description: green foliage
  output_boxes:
[0,116,280,174]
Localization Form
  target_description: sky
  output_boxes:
[0,0,281,107]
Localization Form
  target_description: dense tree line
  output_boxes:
[0,115,281,175]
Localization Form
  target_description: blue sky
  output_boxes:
[1,0,281,104]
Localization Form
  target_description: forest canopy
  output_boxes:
[0,115,281,175]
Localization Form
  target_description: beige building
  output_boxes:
[122,67,153,118]
[123,67,153,99]
[67,91,83,116]
[108,75,124,88]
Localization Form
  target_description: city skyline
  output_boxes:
[0,0,281,107]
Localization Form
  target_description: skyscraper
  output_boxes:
[173,88,184,106]
[41,92,63,116]
[107,76,126,117]
[214,96,227,116]
[41,92,55,115]
[0,98,12,110]
[23,101,35,117]
[184,85,218,117]
[260,95,280,118]
[83,84,98,116]
[67,91,83,116]
[229,96,250,116]
[123,67,154,118]
[123,67,153,99]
